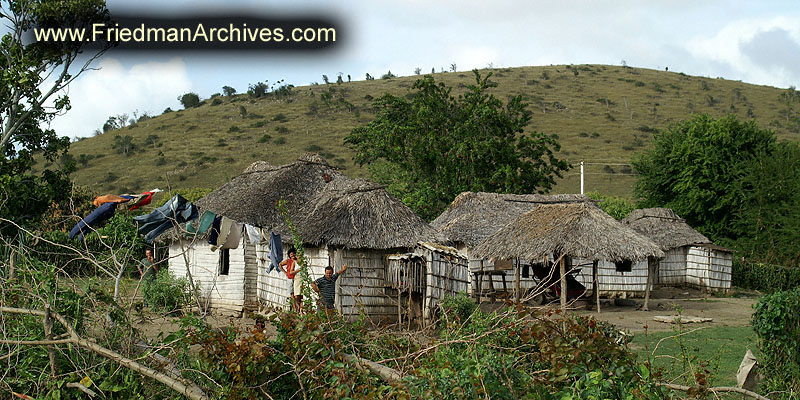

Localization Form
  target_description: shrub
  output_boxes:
[586,191,635,220]
[228,125,241,133]
[178,92,201,109]
[274,137,286,145]
[732,259,800,292]
[257,134,272,143]
[210,98,223,106]
[142,268,190,312]
[272,113,288,122]
[752,288,800,397]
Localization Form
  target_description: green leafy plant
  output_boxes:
[142,268,189,312]
[752,288,800,398]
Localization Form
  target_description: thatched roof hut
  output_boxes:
[194,153,342,230]
[621,208,711,251]
[432,192,590,247]
[472,202,664,262]
[291,178,444,249]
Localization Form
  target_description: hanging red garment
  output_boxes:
[127,191,154,210]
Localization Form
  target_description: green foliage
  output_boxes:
[733,142,800,266]
[111,134,136,156]
[222,85,237,96]
[633,113,775,241]
[752,288,800,397]
[586,191,635,219]
[346,70,570,220]
[142,268,189,312]
[178,92,201,109]
[437,292,477,324]
[733,258,800,293]
[155,188,213,206]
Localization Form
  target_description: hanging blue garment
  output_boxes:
[133,194,198,243]
[268,232,283,274]
[69,202,117,240]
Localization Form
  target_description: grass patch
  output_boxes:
[630,325,757,388]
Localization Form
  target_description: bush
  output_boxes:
[437,293,477,325]
[210,98,223,106]
[752,288,800,397]
[142,268,189,312]
[732,258,800,292]
[586,191,635,220]
[178,92,201,109]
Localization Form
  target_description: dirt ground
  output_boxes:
[565,287,757,332]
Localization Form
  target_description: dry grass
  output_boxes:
[61,64,800,198]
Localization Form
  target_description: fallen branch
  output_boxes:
[342,353,404,383]
[656,382,770,400]
[0,306,208,400]
[65,382,97,398]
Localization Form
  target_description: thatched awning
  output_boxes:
[621,208,712,251]
[431,192,590,247]
[472,202,664,262]
[194,153,342,230]
[291,178,445,249]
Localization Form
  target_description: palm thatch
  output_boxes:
[431,192,590,247]
[194,153,342,230]
[472,202,664,262]
[291,178,445,249]
[621,208,711,251]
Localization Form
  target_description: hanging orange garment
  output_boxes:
[93,194,130,207]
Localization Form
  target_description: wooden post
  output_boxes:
[592,260,600,313]
[643,257,655,311]
[397,289,402,328]
[515,260,521,303]
[559,257,567,310]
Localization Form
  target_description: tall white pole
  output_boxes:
[580,161,584,194]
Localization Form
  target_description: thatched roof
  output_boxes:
[431,192,590,247]
[472,202,664,262]
[621,208,711,251]
[291,178,444,249]
[194,153,342,230]
[179,154,441,250]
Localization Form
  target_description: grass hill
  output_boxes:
[58,64,800,198]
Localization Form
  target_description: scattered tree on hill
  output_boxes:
[178,92,201,109]
[633,113,776,244]
[112,134,137,156]
[381,70,396,79]
[414,67,421,75]
[222,85,237,96]
[365,73,374,80]
[346,70,570,220]
[322,74,329,84]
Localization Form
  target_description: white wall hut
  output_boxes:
[431,192,588,298]
[472,202,664,311]
[621,208,733,292]
[167,153,469,322]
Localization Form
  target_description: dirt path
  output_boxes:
[574,288,758,332]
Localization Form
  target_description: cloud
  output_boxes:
[686,16,800,87]
[49,57,192,138]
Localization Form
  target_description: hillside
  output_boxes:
[58,64,800,198]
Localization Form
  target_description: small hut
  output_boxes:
[621,208,733,292]
[167,154,468,322]
[165,153,341,311]
[431,192,588,299]
[472,202,664,310]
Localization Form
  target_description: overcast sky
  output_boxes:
[46,0,800,139]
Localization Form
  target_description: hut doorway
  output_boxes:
[386,255,426,327]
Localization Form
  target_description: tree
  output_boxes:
[222,85,237,96]
[178,92,201,109]
[734,142,800,265]
[633,113,775,241]
[1,0,111,226]
[346,70,570,220]
[111,134,136,156]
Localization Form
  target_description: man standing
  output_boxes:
[137,248,158,282]
[312,264,347,311]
